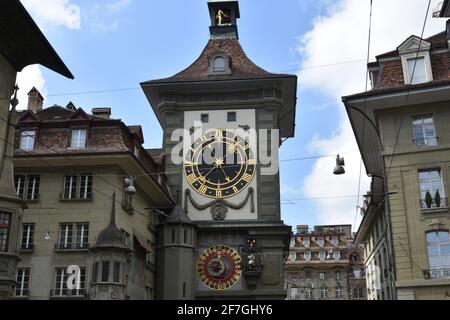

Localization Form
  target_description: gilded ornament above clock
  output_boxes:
[184,130,256,199]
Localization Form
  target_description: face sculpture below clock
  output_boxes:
[184,130,256,199]
[197,245,242,291]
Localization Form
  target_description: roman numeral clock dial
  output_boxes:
[184,130,256,199]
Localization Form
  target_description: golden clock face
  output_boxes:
[197,245,242,291]
[184,130,256,199]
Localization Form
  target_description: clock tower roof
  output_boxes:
[166,204,195,226]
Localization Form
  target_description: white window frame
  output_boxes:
[335,286,344,298]
[333,250,341,261]
[317,237,324,247]
[319,251,326,261]
[304,251,311,261]
[15,269,30,297]
[412,115,437,147]
[20,130,35,151]
[288,252,297,261]
[71,128,87,149]
[21,224,34,250]
[303,237,310,248]
[320,287,328,299]
[320,272,327,281]
[400,51,433,85]
[331,236,338,246]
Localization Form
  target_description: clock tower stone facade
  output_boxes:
[142,0,297,299]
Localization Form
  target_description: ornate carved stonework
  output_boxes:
[241,239,264,291]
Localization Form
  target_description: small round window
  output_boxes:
[213,56,226,72]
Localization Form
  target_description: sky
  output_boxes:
[17,0,447,233]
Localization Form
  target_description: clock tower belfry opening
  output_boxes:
[141,0,297,300]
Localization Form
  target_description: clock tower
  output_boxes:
[142,0,297,299]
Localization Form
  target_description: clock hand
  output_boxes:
[217,164,230,181]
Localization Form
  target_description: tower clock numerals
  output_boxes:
[197,245,242,291]
[184,130,256,199]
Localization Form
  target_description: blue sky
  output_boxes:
[18,0,447,232]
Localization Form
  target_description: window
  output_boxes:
[317,237,324,247]
[92,262,99,284]
[101,261,110,282]
[75,223,89,249]
[333,251,341,261]
[331,236,339,246]
[20,130,35,151]
[21,224,35,250]
[353,288,365,299]
[305,287,313,300]
[227,112,237,122]
[426,231,450,279]
[113,262,121,283]
[0,213,11,252]
[336,272,343,282]
[353,266,362,279]
[213,56,226,72]
[15,269,30,297]
[319,251,326,261]
[303,237,310,248]
[290,287,300,300]
[63,175,93,200]
[201,114,209,124]
[335,286,344,298]
[53,267,85,297]
[320,272,327,281]
[58,224,73,249]
[71,129,87,149]
[14,175,25,198]
[419,170,446,209]
[290,237,296,248]
[304,251,311,261]
[289,252,297,261]
[26,176,40,200]
[320,287,328,300]
[413,115,437,146]
[407,57,427,84]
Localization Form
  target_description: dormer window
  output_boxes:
[398,36,433,85]
[209,53,231,75]
[71,128,87,149]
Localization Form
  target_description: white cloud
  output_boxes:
[16,66,47,111]
[297,0,446,229]
[20,0,81,30]
[88,0,132,31]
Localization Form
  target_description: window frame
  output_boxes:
[418,169,446,209]
[412,114,437,147]
[400,51,433,85]
[21,223,35,250]
[426,230,450,279]
[0,212,11,252]
[15,268,31,297]
[70,128,87,149]
[25,175,40,201]
[227,112,237,123]
[19,129,36,151]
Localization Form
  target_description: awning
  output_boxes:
[133,230,152,253]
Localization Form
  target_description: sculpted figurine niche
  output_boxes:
[216,9,231,25]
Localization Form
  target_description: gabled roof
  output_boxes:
[143,38,291,84]
[0,0,73,79]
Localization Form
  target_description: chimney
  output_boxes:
[27,87,44,112]
[92,107,111,119]
[296,225,309,234]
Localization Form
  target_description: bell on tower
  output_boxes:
[208,0,240,39]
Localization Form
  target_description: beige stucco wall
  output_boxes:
[376,101,450,300]
[14,163,158,300]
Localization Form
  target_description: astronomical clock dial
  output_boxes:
[184,130,256,199]
[197,245,242,291]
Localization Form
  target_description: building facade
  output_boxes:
[344,22,450,300]
[285,225,366,300]
[11,90,173,299]
[0,0,73,299]
[142,0,296,299]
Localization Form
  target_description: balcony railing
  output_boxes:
[54,243,90,251]
[429,268,450,279]
[420,198,448,210]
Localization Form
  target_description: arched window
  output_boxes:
[213,56,226,72]
[426,231,450,279]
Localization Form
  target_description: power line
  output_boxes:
[385,0,432,180]
[0,59,368,101]
[354,0,374,231]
